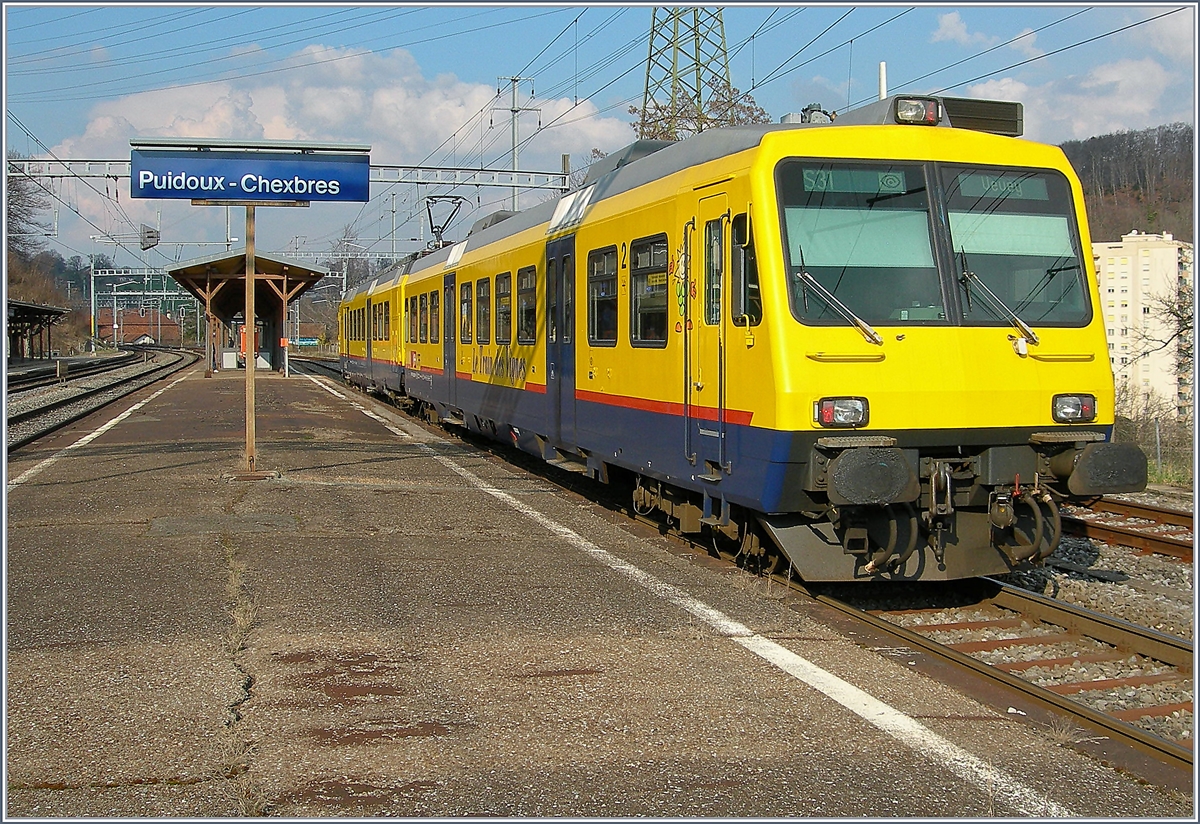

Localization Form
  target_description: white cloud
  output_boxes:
[967,57,1185,143]
[1008,29,1041,59]
[43,45,635,257]
[1132,6,1196,66]
[931,12,997,47]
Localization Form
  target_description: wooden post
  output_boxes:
[245,204,256,472]
[204,272,213,378]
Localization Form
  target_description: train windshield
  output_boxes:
[942,166,1089,326]
[778,161,946,325]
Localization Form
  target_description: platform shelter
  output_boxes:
[166,250,329,375]
[7,299,70,362]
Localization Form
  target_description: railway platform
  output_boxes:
[4,365,1192,817]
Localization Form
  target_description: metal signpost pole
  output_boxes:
[245,204,256,472]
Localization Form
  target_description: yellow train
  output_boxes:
[340,94,1147,581]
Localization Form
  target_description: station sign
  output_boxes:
[131,149,369,202]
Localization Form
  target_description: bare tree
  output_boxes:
[6,151,51,261]
[1132,281,1194,379]
[629,78,771,141]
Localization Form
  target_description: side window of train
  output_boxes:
[409,296,418,343]
[419,294,428,343]
[476,277,491,345]
[731,213,762,327]
[587,247,618,346]
[429,289,440,344]
[495,273,512,344]
[704,218,723,325]
[630,234,669,346]
[460,282,473,344]
[517,266,537,345]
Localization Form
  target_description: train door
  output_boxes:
[686,192,730,480]
[443,273,456,409]
[365,297,373,372]
[546,235,576,447]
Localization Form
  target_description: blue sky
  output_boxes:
[4,3,1196,268]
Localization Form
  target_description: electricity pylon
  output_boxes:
[638,7,732,140]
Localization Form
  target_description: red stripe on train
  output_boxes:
[574,388,753,425]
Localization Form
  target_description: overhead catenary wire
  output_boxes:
[6,8,572,104]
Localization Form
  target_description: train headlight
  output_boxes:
[895,97,941,126]
[1052,393,1097,423]
[816,397,869,428]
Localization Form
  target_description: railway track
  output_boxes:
[327,369,1194,775]
[6,350,199,453]
[1063,499,1193,562]
[6,351,138,392]
[803,578,1193,773]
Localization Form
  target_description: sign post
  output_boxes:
[245,204,256,471]
[130,139,370,475]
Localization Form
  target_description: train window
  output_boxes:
[704,219,722,326]
[547,258,558,343]
[587,247,618,345]
[563,255,573,344]
[429,290,440,344]
[731,214,762,327]
[630,234,668,346]
[476,277,491,345]
[941,165,1089,327]
[460,282,473,344]
[495,273,512,344]
[419,294,428,343]
[409,296,419,343]
[517,266,537,344]
[778,160,943,326]
[384,301,391,340]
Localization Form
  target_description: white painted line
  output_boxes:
[415,432,1075,818]
[304,375,410,439]
[7,372,195,493]
[308,374,1075,816]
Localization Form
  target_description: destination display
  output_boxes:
[130,149,369,202]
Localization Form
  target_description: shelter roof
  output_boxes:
[7,299,70,328]
[166,249,330,323]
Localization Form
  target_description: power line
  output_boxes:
[7,8,570,105]
[929,7,1186,96]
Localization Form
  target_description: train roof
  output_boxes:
[343,93,1025,293]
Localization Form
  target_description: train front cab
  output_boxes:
[737,102,1148,581]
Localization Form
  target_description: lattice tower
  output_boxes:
[639,7,732,140]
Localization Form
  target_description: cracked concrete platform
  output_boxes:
[4,366,1193,817]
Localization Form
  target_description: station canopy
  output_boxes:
[166,249,330,324]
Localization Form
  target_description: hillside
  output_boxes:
[1059,123,1193,243]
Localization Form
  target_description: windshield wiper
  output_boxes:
[798,246,882,345]
[957,247,1039,345]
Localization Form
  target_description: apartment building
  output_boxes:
[1093,231,1194,419]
